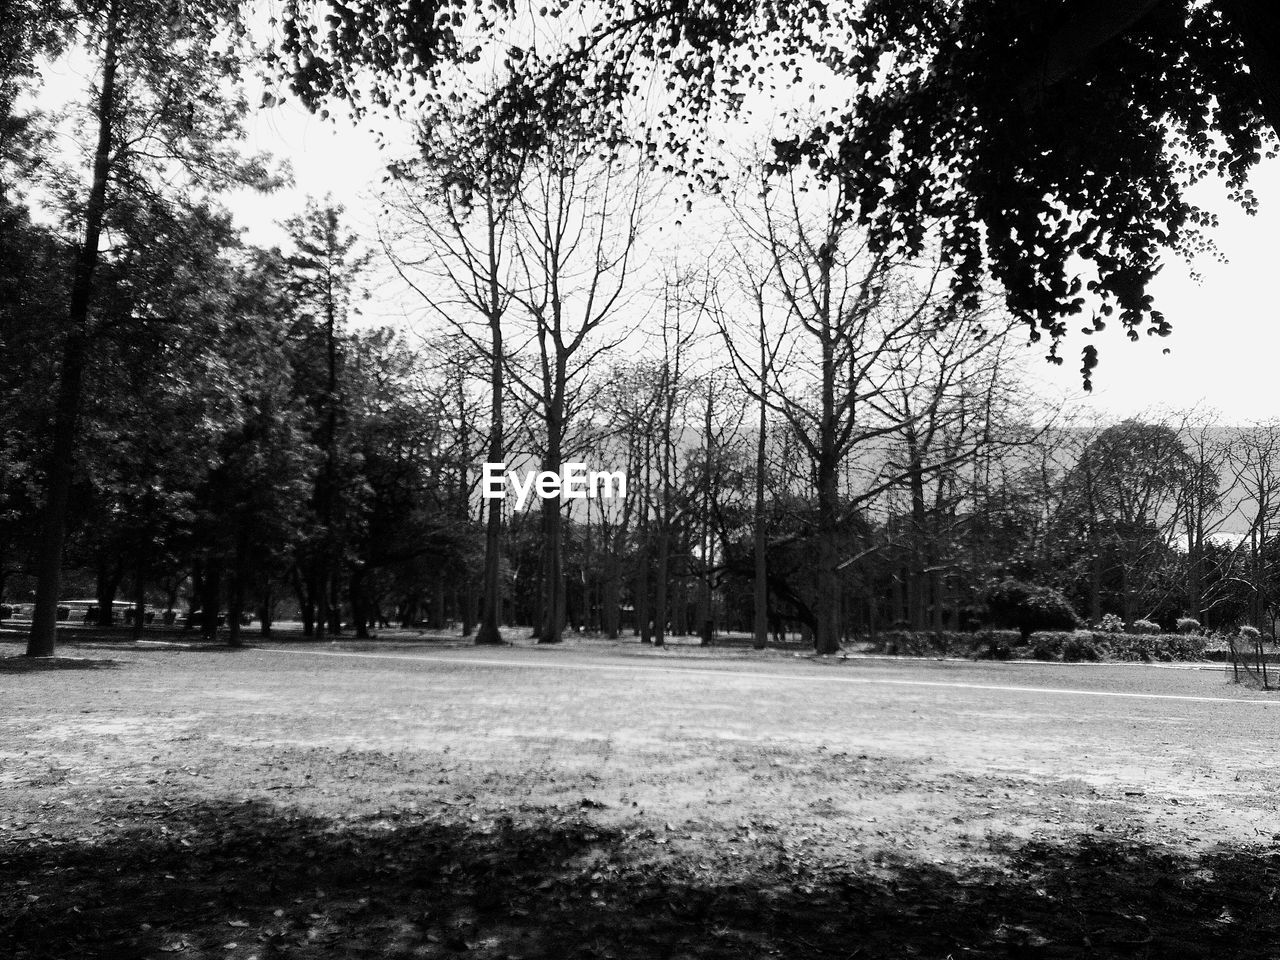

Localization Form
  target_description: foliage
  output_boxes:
[1096,613,1126,634]
[276,1,1280,383]
[1131,619,1162,634]
[1030,630,1206,663]
[985,580,1079,642]
[1176,617,1202,634]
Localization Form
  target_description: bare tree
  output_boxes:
[1227,420,1280,632]
[870,314,1025,632]
[382,112,525,645]
[1177,410,1233,623]
[502,136,646,643]
[715,170,954,654]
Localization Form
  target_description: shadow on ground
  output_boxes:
[0,656,121,673]
[3,798,1278,959]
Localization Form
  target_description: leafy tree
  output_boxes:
[986,580,1079,642]
[27,0,271,656]
[283,199,370,638]
[1054,419,1192,623]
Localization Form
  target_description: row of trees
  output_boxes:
[6,2,1280,657]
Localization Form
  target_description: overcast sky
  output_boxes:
[227,93,1280,427]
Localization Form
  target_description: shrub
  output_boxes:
[1239,625,1262,643]
[1176,617,1202,634]
[1131,619,1162,635]
[1104,631,1207,662]
[867,629,1206,662]
[1064,634,1108,661]
[1096,613,1125,633]
[869,629,1021,658]
[1029,632,1068,661]
[985,580,1079,642]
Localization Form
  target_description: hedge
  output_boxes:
[866,629,1207,663]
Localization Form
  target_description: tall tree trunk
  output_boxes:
[327,567,342,634]
[814,460,842,655]
[460,577,474,637]
[603,560,620,639]
[200,555,221,641]
[131,548,147,642]
[259,580,273,636]
[95,561,121,628]
[431,577,445,631]
[351,568,369,638]
[538,396,566,644]
[475,220,505,644]
[753,366,768,650]
[28,1,119,657]
[653,523,668,648]
[227,533,247,648]
[293,568,314,637]
[313,567,327,639]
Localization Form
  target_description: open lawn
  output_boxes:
[3,637,1280,959]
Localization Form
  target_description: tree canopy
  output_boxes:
[276,0,1280,384]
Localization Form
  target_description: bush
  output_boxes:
[1104,631,1207,662]
[1176,617,1201,634]
[1096,613,1125,633]
[985,580,1079,642]
[866,628,1207,662]
[869,629,1021,658]
[1239,625,1262,643]
[1029,631,1071,661]
[1131,619,1161,634]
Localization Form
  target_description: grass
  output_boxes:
[2,637,1279,958]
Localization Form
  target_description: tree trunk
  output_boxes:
[752,376,768,650]
[538,401,566,644]
[476,263,505,644]
[200,555,221,641]
[814,461,842,655]
[131,547,147,643]
[460,576,474,636]
[294,568,315,637]
[653,524,669,648]
[259,580,273,636]
[95,561,121,628]
[603,561,620,639]
[27,0,119,658]
[351,568,369,638]
[227,534,247,648]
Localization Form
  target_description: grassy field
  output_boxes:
[3,635,1280,959]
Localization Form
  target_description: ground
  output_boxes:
[3,634,1280,959]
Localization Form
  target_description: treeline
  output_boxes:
[0,193,481,642]
[4,3,1277,657]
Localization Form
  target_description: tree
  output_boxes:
[715,169,960,654]
[1058,418,1192,624]
[1178,410,1231,623]
[1227,420,1280,632]
[383,112,525,645]
[279,1,1280,384]
[27,0,270,656]
[284,199,370,638]
[986,580,1079,643]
